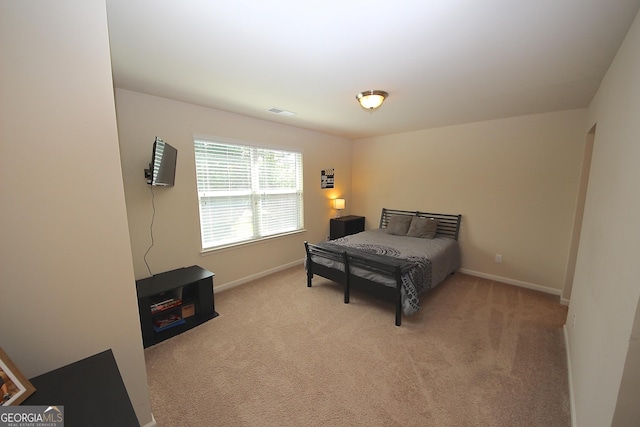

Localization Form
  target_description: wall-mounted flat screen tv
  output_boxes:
[146,137,177,186]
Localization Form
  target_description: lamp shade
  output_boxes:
[333,198,345,210]
[356,90,388,111]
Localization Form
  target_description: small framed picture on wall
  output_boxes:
[321,168,334,189]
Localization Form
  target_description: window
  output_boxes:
[194,137,304,250]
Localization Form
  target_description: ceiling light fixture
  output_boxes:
[356,90,388,111]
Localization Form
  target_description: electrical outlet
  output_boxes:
[572,313,576,329]
[326,235,330,241]
[495,254,502,263]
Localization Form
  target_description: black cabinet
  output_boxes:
[330,215,365,239]
[24,350,139,427]
[136,265,217,348]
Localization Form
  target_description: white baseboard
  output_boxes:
[215,264,565,299]
[141,413,157,427]
[563,325,577,427]
[459,268,561,296]
[214,259,304,293]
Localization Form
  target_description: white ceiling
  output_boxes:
[106,0,640,140]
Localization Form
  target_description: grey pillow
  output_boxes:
[386,215,412,235]
[407,216,438,238]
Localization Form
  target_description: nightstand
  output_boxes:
[330,215,365,239]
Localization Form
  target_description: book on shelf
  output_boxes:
[152,313,185,332]
[150,298,182,314]
[153,313,181,326]
[153,318,186,333]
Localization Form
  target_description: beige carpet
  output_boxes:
[144,265,570,426]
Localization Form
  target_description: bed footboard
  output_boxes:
[304,241,405,325]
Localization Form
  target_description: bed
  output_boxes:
[304,208,462,326]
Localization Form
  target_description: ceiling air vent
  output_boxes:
[267,107,296,117]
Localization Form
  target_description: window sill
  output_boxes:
[200,229,306,255]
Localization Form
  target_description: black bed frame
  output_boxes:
[304,208,462,326]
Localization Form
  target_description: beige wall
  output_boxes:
[568,8,640,427]
[352,109,587,293]
[0,2,152,425]
[115,89,352,285]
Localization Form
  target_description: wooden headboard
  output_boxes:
[379,208,462,241]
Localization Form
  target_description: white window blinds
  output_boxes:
[194,138,304,250]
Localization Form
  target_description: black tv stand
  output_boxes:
[135,265,217,348]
